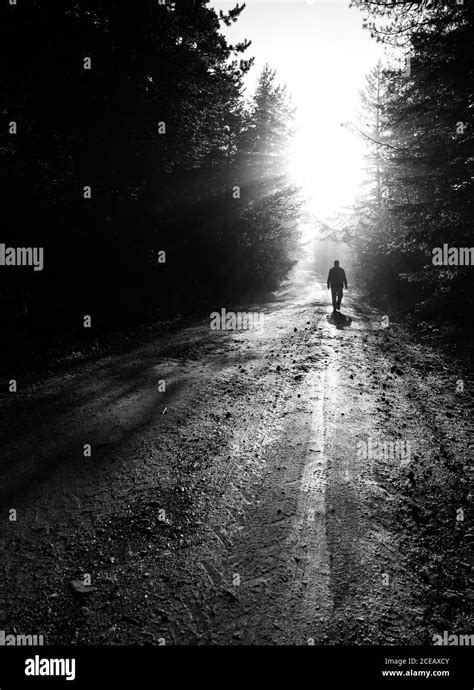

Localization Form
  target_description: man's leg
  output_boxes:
[337,288,343,310]
[331,288,337,311]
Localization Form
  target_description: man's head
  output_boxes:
[334,260,339,267]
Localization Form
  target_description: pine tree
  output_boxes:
[350,0,474,316]
[239,64,295,180]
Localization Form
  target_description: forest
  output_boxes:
[0,0,472,365]
[348,0,473,326]
[0,0,298,366]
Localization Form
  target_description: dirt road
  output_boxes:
[0,272,471,645]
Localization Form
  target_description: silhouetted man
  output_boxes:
[327,260,348,312]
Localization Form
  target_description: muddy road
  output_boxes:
[0,273,471,645]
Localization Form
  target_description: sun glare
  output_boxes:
[288,115,366,219]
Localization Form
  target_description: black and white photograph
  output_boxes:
[0,0,472,685]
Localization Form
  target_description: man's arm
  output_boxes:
[327,269,331,289]
[343,270,348,289]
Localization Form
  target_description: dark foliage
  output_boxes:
[0,1,299,363]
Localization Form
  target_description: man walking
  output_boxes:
[327,260,348,312]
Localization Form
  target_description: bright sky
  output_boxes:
[211,0,385,220]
